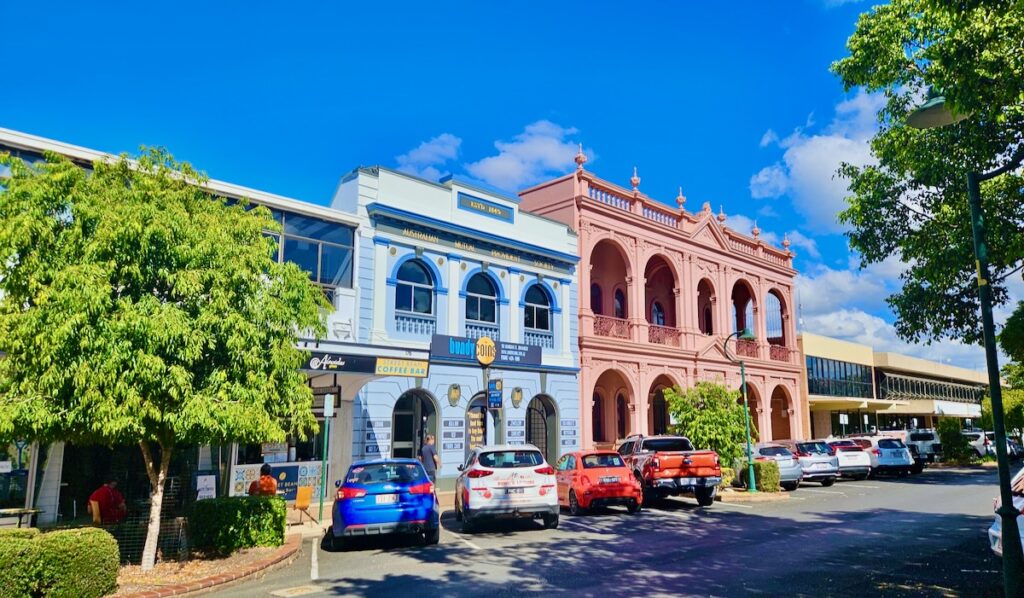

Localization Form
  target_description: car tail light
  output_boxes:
[539,484,555,496]
[338,487,366,500]
[872,448,881,456]
[467,469,494,478]
[535,466,555,475]
[408,482,433,495]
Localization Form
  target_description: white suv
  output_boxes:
[849,436,914,477]
[454,444,559,532]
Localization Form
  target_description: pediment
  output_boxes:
[695,336,730,360]
[690,218,730,252]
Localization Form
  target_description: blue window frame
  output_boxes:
[396,260,434,315]
[524,285,551,331]
[465,273,497,324]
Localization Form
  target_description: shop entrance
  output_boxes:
[391,390,437,459]
[526,395,558,464]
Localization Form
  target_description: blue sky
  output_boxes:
[1,1,1009,368]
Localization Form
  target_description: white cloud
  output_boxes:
[796,255,909,318]
[750,89,885,234]
[749,163,788,198]
[465,121,582,191]
[395,133,462,181]
[787,230,821,260]
[821,0,865,7]
[757,205,779,219]
[759,129,779,147]
[724,214,778,246]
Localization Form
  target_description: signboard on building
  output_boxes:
[303,352,428,378]
[430,335,542,368]
[467,410,486,450]
[229,462,322,500]
[195,473,217,501]
[457,192,515,223]
[488,379,503,410]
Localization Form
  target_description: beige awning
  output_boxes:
[807,396,909,412]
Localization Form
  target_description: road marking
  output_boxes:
[272,586,321,597]
[714,502,754,509]
[800,489,846,495]
[446,530,483,550]
[561,518,602,532]
[961,569,999,574]
[310,537,319,580]
[652,508,694,520]
[850,484,881,488]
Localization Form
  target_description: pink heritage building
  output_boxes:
[519,150,807,448]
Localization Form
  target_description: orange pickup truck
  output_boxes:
[617,434,722,507]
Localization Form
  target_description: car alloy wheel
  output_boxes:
[569,490,583,516]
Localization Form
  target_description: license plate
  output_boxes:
[505,488,525,495]
[375,494,398,505]
[600,476,620,484]
[811,463,826,470]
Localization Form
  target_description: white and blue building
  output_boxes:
[331,167,581,488]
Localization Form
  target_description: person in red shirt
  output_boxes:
[88,477,126,524]
[248,464,278,497]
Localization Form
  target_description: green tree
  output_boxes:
[0,150,327,570]
[831,0,1024,346]
[980,388,1024,438]
[664,382,754,468]
[937,417,976,464]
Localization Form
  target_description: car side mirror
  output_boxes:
[334,480,342,488]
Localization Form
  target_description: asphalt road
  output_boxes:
[211,467,1007,597]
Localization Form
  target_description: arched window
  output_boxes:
[396,260,433,315]
[651,302,665,326]
[614,289,626,319]
[702,306,713,335]
[590,284,603,315]
[616,394,628,439]
[524,285,551,331]
[465,273,497,324]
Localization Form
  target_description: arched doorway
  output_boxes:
[526,395,558,463]
[392,389,437,459]
[648,375,675,435]
[593,369,632,444]
[770,386,792,441]
[465,394,498,460]
[738,382,761,441]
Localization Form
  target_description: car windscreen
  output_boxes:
[346,463,426,485]
[642,438,695,452]
[797,442,832,455]
[582,453,625,469]
[909,433,934,441]
[758,446,792,457]
[478,450,544,468]
[878,439,906,449]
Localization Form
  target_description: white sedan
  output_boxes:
[454,444,559,532]
[989,467,1024,557]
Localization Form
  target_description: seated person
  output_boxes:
[248,464,279,496]
[88,477,126,524]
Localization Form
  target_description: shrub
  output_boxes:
[0,527,118,598]
[190,496,286,554]
[719,467,735,488]
[937,418,976,463]
[665,382,755,469]
[737,460,781,492]
[0,528,40,540]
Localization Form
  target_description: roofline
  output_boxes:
[0,127,359,227]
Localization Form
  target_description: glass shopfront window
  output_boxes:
[806,356,873,399]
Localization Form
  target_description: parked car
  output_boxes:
[618,434,722,506]
[748,443,803,491]
[906,444,927,474]
[905,429,941,462]
[963,430,988,458]
[454,444,559,532]
[988,466,1024,558]
[984,432,1024,460]
[329,458,440,550]
[554,450,643,515]
[826,440,872,480]
[776,440,839,486]
[849,437,914,476]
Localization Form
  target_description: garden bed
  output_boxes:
[717,488,790,502]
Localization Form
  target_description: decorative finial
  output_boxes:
[752,220,761,238]
[717,205,726,223]
[676,186,686,208]
[574,144,587,170]
[630,166,641,191]
[702,201,712,213]
[782,233,791,249]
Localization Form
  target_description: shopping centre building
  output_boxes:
[799,332,987,438]
[520,152,806,447]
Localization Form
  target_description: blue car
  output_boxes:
[328,458,440,550]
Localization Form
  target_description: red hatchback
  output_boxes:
[554,450,643,515]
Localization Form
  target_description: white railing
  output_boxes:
[588,187,631,211]
[643,206,676,227]
[466,322,499,341]
[524,330,555,349]
[395,312,436,336]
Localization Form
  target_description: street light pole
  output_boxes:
[726,328,758,493]
[907,90,1024,596]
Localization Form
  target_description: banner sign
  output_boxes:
[303,352,428,378]
[229,462,322,500]
[430,335,542,368]
[488,379,503,410]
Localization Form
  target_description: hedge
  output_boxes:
[0,527,119,598]
[737,460,781,492]
[190,496,286,554]
[719,467,736,488]
[0,528,40,540]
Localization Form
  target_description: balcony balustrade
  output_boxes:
[524,330,555,349]
[466,322,499,342]
[648,324,681,347]
[594,315,631,339]
[395,312,436,337]
[769,344,791,362]
[736,338,759,358]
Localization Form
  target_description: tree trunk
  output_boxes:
[140,441,172,572]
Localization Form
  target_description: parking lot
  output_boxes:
[212,467,1006,597]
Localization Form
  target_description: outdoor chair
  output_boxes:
[89,500,102,525]
[293,486,318,525]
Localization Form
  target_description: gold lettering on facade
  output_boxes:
[403,228,439,244]
[490,249,521,262]
[455,240,477,252]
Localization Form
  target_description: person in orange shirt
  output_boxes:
[248,463,278,496]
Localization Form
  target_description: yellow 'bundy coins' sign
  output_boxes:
[475,336,496,366]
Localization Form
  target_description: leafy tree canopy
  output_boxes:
[664,381,755,468]
[831,0,1024,346]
